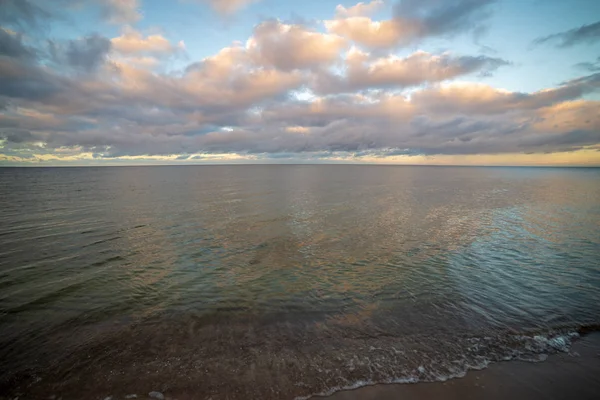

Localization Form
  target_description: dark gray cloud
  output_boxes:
[1,23,112,106]
[532,20,600,48]
[0,58,68,101]
[0,0,54,30]
[61,34,112,72]
[0,128,35,143]
[0,28,34,59]
[0,51,81,102]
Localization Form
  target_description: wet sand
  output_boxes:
[327,332,600,400]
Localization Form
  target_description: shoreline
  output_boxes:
[325,332,600,400]
[3,331,598,399]
[2,331,600,399]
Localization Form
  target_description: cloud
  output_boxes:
[0,29,303,140]
[0,0,54,30]
[197,100,598,156]
[312,49,510,93]
[55,34,112,72]
[325,17,410,49]
[0,128,36,143]
[181,44,303,108]
[393,0,495,38]
[0,28,35,59]
[101,0,142,24]
[533,20,600,48]
[0,50,76,102]
[574,56,600,72]
[1,0,599,165]
[1,26,112,74]
[111,26,185,55]
[196,0,259,14]
[247,20,348,71]
[2,33,598,160]
[410,73,600,114]
[0,0,143,31]
[335,0,384,18]
[326,0,495,49]
[532,100,600,137]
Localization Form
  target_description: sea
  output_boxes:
[0,165,599,399]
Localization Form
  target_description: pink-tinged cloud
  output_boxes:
[247,20,348,71]
[111,26,185,55]
[334,0,384,18]
[326,0,495,50]
[325,17,411,49]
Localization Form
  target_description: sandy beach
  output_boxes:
[327,332,600,400]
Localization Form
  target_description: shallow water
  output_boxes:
[1,165,599,398]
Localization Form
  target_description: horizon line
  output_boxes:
[1,163,599,168]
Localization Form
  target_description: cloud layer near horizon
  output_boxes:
[1,0,599,165]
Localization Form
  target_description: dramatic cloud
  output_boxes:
[1,23,598,162]
[1,0,599,165]
[5,56,597,160]
[533,20,600,48]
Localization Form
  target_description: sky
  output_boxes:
[0,0,599,166]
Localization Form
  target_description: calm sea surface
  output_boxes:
[1,165,599,399]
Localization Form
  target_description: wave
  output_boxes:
[295,328,585,399]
